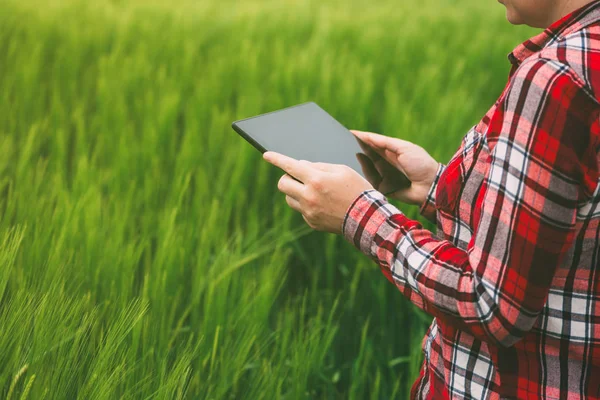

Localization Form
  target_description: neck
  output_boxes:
[543,0,595,28]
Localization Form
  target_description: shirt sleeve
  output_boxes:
[417,161,446,225]
[342,57,599,348]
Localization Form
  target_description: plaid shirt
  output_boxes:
[342,2,600,399]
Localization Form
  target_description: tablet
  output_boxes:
[231,101,410,195]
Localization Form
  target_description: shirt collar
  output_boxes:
[508,0,600,66]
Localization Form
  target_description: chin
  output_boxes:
[505,9,525,25]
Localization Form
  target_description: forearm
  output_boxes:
[342,188,581,347]
[343,189,510,345]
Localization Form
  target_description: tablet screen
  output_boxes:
[232,101,410,195]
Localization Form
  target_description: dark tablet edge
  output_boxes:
[231,121,268,153]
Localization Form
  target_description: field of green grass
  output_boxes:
[0,0,536,398]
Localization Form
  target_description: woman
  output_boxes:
[262,0,600,398]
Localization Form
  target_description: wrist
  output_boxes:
[405,161,441,206]
[420,163,441,203]
[418,162,445,220]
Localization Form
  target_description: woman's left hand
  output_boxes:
[262,151,374,234]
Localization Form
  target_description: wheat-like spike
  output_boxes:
[19,374,36,400]
[6,364,29,400]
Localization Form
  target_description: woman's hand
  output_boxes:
[350,130,440,207]
[262,151,374,234]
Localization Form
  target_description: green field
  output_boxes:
[0,0,536,398]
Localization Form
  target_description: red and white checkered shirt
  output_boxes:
[342,2,600,398]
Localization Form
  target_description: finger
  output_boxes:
[311,162,335,172]
[353,131,413,153]
[302,214,317,230]
[354,134,384,162]
[351,129,385,149]
[353,136,396,179]
[354,130,410,154]
[263,151,313,182]
[351,130,402,171]
[360,142,403,178]
[349,129,363,139]
[278,173,305,199]
[285,194,302,213]
[356,153,382,186]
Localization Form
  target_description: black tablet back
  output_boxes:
[232,102,367,178]
[232,101,411,195]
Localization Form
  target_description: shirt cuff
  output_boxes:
[342,189,404,260]
[418,162,446,224]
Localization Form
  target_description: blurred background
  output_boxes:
[0,0,536,398]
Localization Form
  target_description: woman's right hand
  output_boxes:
[350,129,441,207]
